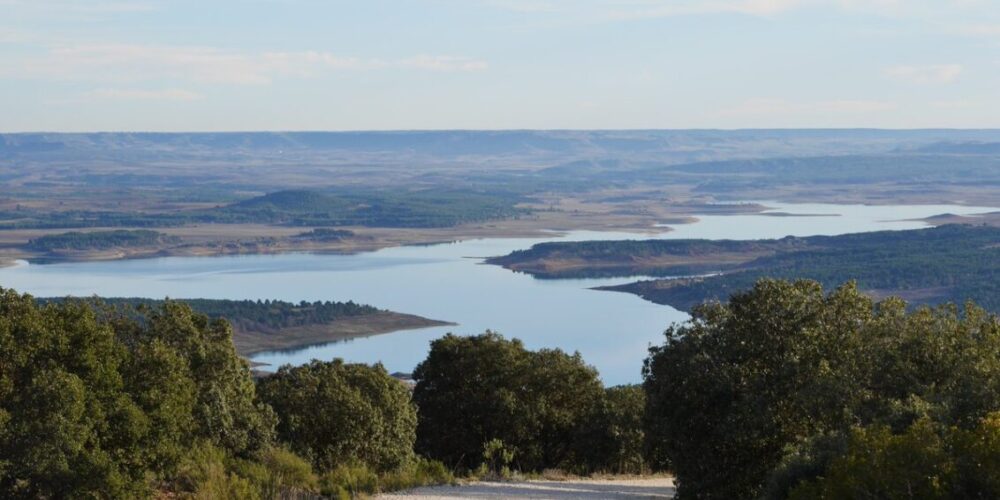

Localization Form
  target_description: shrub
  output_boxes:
[782,413,1000,499]
[481,439,516,479]
[229,447,319,498]
[378,458,455,492]
[256,359,417,472]
[318,458,454,497]
[173,443,261,500]
[412,332,606,473]
[319,463,379,497]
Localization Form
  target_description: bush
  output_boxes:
[172,443,262,500]
[480,439,516,479]
[788,419,953,499]
[318,458,454,497]
[229,447,319,498]
[378,458,455,492]
[775,412,1000,499]
[256,359,417,472]
[319,463,379,497]
[412,332,607,473]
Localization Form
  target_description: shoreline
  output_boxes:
[7,199,990,269]
[237,312,455,360]
[0,220,681,267]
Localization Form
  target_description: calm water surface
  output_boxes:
[1,202,996,385]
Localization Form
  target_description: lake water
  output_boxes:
[1,202,997,385]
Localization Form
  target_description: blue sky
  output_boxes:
[2,0,999,131]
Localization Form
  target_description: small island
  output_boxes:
[40,296,453,356]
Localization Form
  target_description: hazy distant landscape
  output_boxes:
[3,130,1000,268]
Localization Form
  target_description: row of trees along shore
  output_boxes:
[4,279,1000,498]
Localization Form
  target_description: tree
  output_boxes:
[256,359,417,472]
[0,288,276,498]
[412,332,605,472]
[643,278,1000,499]
[118,300,276,458]
[574,385,647,474]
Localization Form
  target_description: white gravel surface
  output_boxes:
[377,476,675,499]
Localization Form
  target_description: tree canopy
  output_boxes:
[643,278,1000,499]
[256,359,417,473]
[0,288,275,498]
[412,332,640,474]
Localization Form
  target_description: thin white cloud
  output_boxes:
[3,44,489,85]
[480,0,993,22]
[949,24,1000,38]
[883,64,963,84]
[401,55,490,71]
[0,0,157,13]
[0,28,25,43]
[718,98,897,117]
[83,88,205,101]
[931,99,977,109]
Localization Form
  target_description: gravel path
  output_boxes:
[377,477,675,499]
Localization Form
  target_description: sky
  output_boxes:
[2,0,1000,132]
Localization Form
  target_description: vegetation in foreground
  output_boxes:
[0,290,454,498]
[645,279,1000,498]
[7,277,1000,498]
[413,332,647,476]
[0,290,644,498]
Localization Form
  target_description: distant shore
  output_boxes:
[0,212,687,267]
[237,311,454,359]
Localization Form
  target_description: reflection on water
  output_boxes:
[1,202,996,385]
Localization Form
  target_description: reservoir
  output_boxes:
[1,202,996,385]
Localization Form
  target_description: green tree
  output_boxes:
[596,385,647,474]
[256,359,417,472]
[0,290,151,497]
[118,300,276,458]
[644,280,872,498]
[0,288,276,498]
[412,332,605,472]
[643,278,1000,499]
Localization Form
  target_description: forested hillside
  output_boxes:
[490,224,1000,311]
